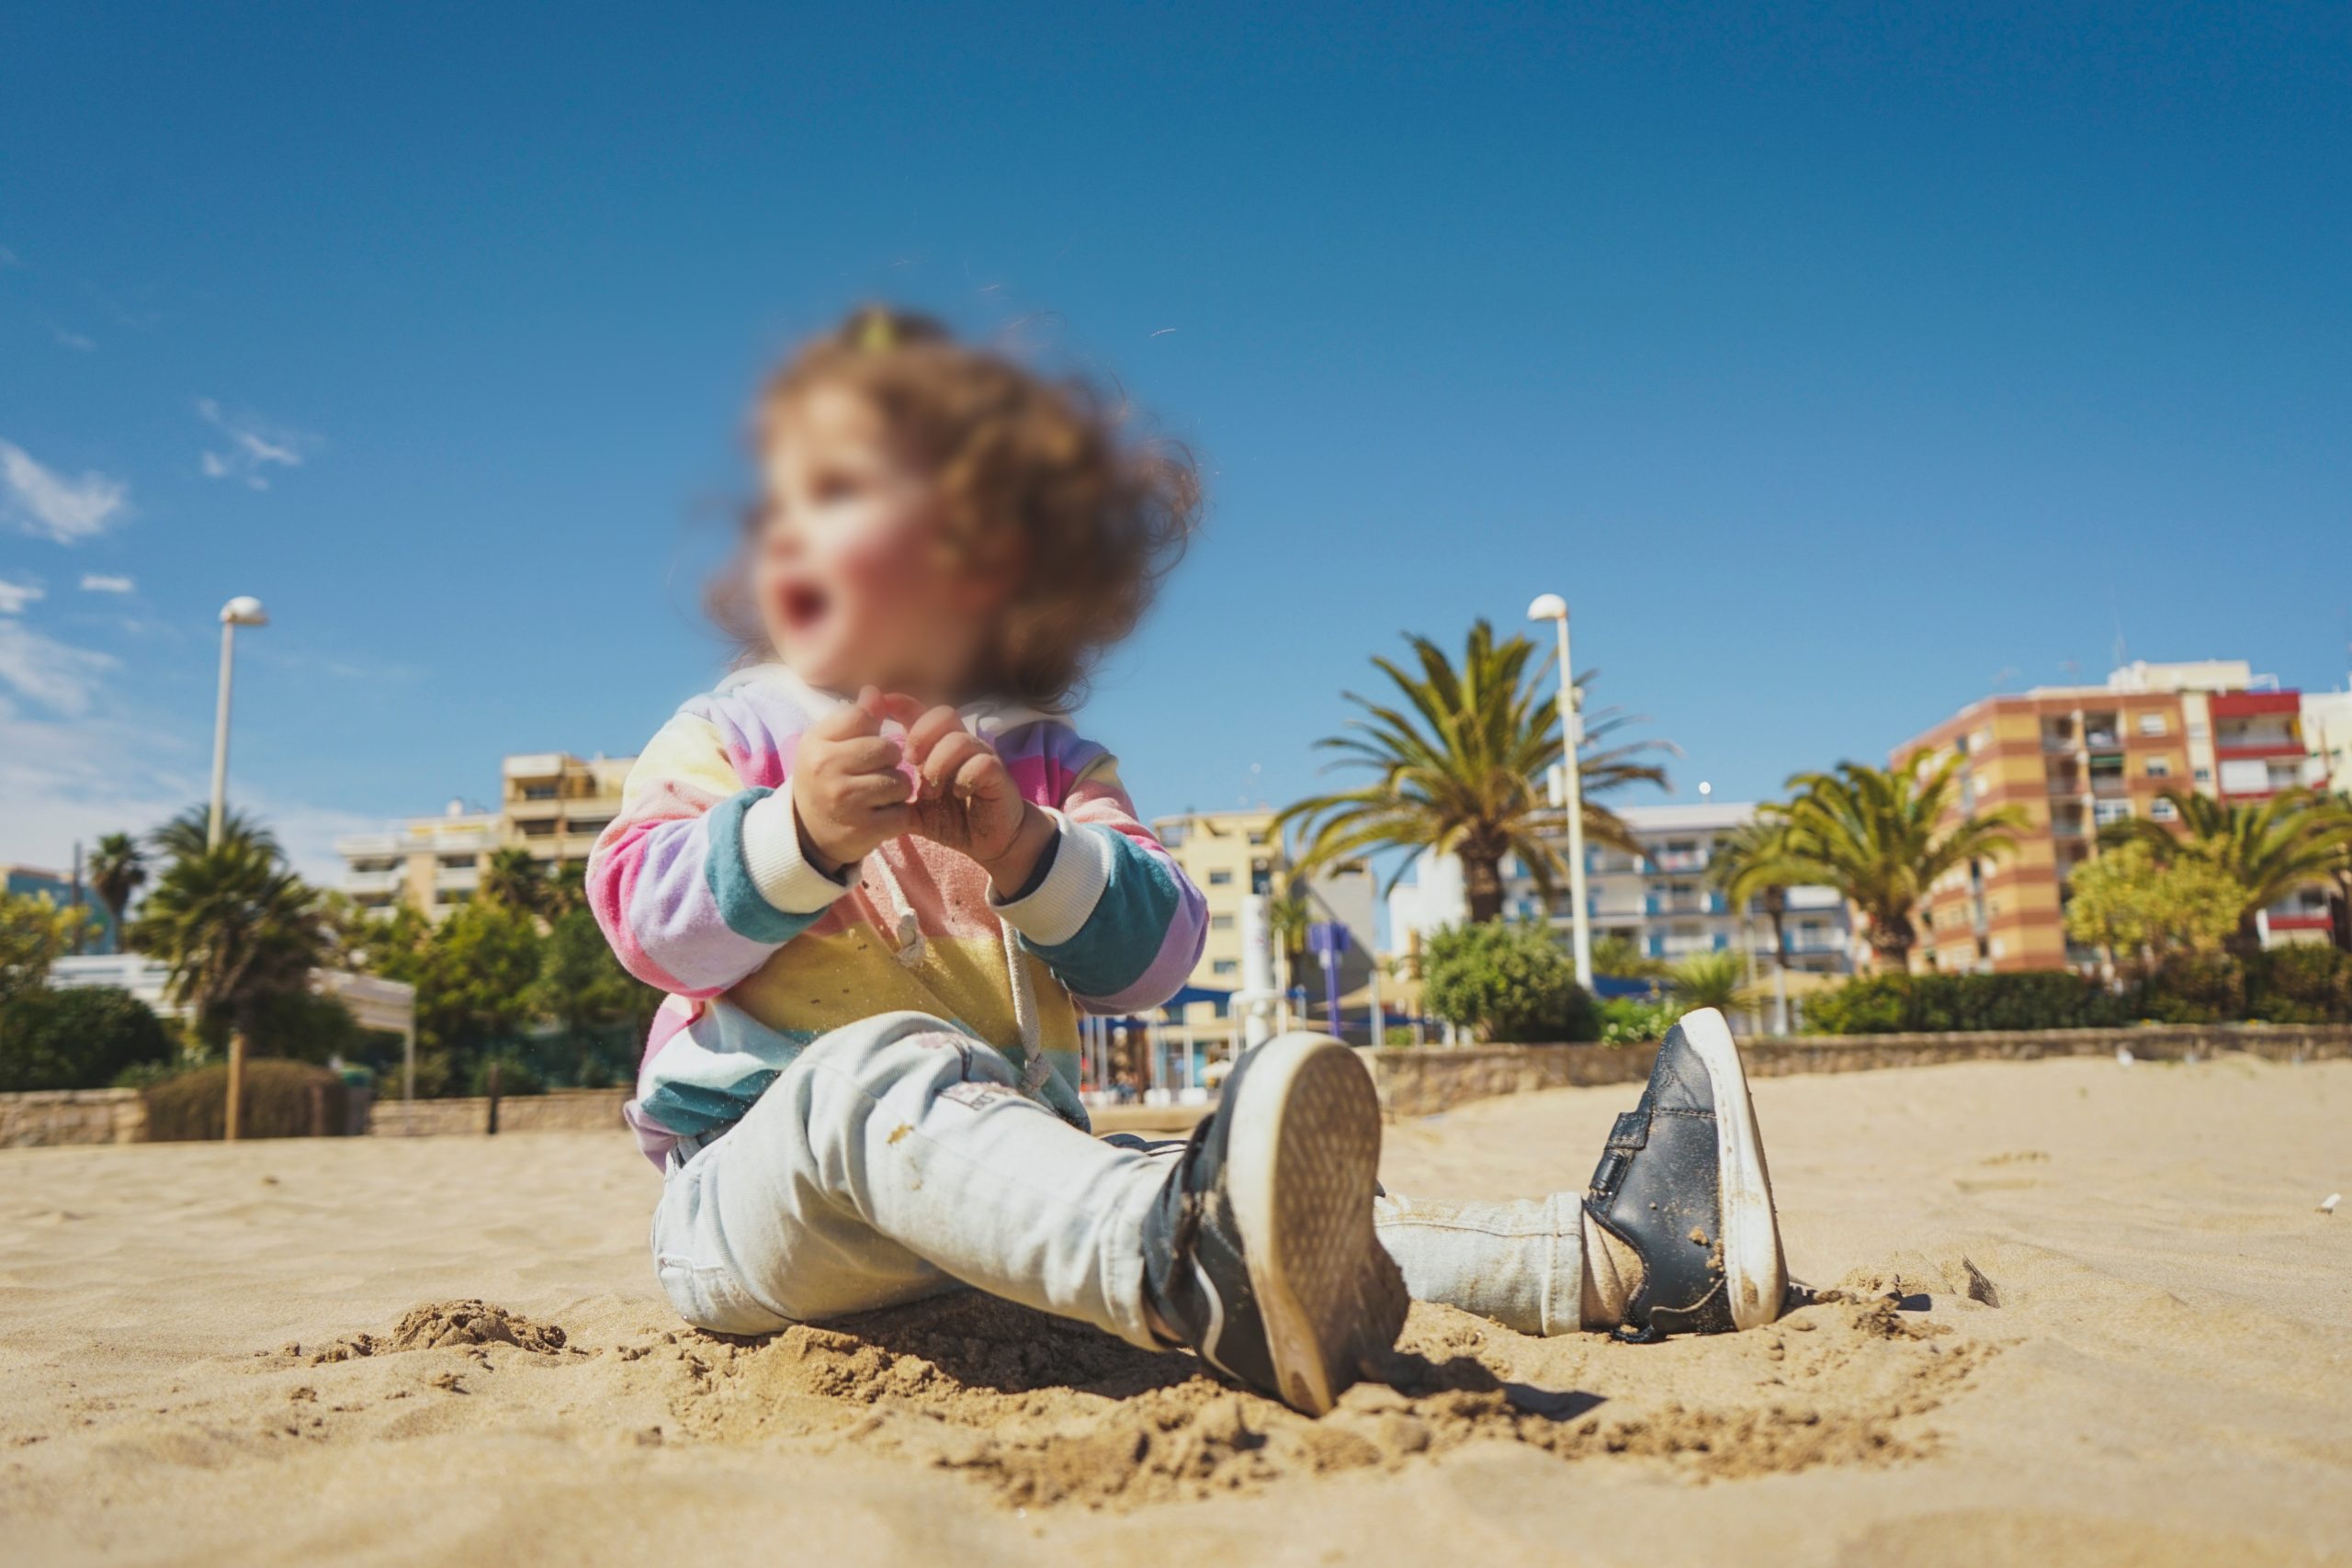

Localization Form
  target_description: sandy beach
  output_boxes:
[4,1053,2347,1567]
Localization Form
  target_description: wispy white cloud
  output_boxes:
[0,440,131,543]
[50,324,97,353]
[197,399,317,490]
[0,694,373,881]
[0,245,19,268]
[0,577,44,615]
[0,618,118,715]
[79,573,136,594]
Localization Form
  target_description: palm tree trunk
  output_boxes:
[1462,854,1506,924]
[1869,911,1916,974]
[1768,907,1790,1035]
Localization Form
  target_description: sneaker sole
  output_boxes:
[1223,1032,1408,1416]
[1674,1008,1789,1330]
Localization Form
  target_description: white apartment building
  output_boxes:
[1387,802,1854,975]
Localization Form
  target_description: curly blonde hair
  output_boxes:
[716,307,1201,709]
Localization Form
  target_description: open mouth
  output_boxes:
[776,578,831,637]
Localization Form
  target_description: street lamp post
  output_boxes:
[208,596,269,851]
[1527,593,1593,989]
[207,595,267,1140]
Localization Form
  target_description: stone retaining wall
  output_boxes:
[1357,1023,2352,1118]
[0,1088,148,1148]
[367,1088,631,1137]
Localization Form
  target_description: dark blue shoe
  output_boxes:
[1585,1008,1788,1337]
[1141,1033,1408,1414]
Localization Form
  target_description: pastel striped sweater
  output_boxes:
[587,663,1208,1168]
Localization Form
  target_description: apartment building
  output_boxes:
[1150,808,1378,1037]
[1895,660,2329,972]
[335,752,634,919]
[2305,681,2352,797]
[1386,803,1855,975]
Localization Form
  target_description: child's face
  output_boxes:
[755,385,1009,703]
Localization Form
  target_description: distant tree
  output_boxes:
[2103,787,2352,953]
[1275,620,1669,923]
[530,907,660,1041]
[1773,755,2026,973]
[2065,840,2248,970]
[149,804,279,863]
[1668,948,1747,1012]
[1589,931,1667,982]
[0,893,98,1008]
[130,838,326,1055]
[86,831,148,936]
[481,847,552,917]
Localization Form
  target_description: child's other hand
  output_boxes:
[790,691,915,874]
[888,697,1054,892]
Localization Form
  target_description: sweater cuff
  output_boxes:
[738,790,858,915]
[991,814,1113,946]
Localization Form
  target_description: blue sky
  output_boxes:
[4,2,2348,878]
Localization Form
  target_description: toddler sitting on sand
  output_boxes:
[587,309,1790,1415]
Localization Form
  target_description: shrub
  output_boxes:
[2240,946,2352,1023]
[1600,996,1678,1047]
[2135,953,2244,1023]
[142,1059,349,1141]
[1420,921,1600,1043]
[0,986,174,1091]
[1806,971,2130,1034]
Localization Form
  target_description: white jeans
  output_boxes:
[650,1012,1588,1348]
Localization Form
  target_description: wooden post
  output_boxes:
[310,1077,329,1138]
[225,1030,245,1142]
[486,1060,502,1136]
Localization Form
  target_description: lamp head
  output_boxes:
[220,596,269,627]
[1526,592,1567,623]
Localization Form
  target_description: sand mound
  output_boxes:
[285,1299,576,1363]
[626,1275,1989,1510]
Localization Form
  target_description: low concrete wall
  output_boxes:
[0,1088,148,1148]
[368,1088,630,1137]
[1358,1023,2352,1118]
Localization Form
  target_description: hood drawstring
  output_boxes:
[864,843,1047,1091]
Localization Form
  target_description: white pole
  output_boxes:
[1550,612,1594,989]
[208,620,237,851]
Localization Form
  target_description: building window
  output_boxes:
[2150,798,2178,822]
[519,784,559,801]
[1209,913,1235,931]
[2188,722,2210,742]
[2192,766,2212,784]
[437,854,474,871]
[1207,869,1233,887]
[2137,713,2167,737]
[1211,959,1238,977]
[2145,758,2171,777]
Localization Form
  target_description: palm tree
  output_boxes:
[1709,818,1815,1032]
[1273,620,1670,923]
[86,832,148,946]
[2103,787,2352,951]
[1774,754,2026,974]
[481,847,549,916]
[150,804,280,864]
[1668,948,1747,1012]
[130,838,326,1051]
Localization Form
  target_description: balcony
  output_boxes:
[1648,850,1709,874]
[342,867,403,897]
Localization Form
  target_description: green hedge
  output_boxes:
[1804,949,2352,1034]
[0,986,174,1090]
[142,1059,350,1141]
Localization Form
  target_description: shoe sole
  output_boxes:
[1223,1032,1408,1416]
[1674,1008,1788,1330]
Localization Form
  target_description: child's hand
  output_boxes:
[790,693,915,874]
[886,696,1055,894]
